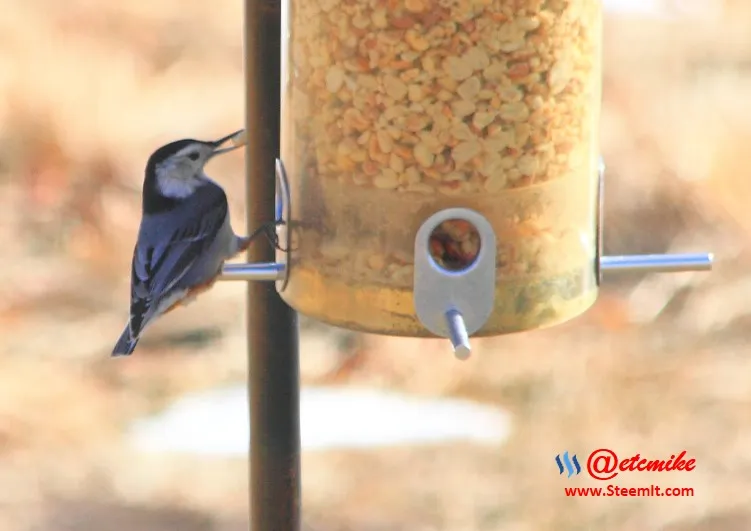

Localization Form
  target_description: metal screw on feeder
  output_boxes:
[227,0,714,361]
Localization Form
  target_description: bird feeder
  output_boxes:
[233,3,714,530]
[226,0,713,359]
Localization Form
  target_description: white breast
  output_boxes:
[153,151,210,200]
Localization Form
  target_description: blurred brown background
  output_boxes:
[1,1,750,530]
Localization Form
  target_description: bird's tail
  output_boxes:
[112,324,139,357]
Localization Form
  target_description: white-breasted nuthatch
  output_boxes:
[112,130,273,357]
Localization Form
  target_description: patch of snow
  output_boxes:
[128,386,512,456]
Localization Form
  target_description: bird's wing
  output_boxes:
[128,191,229,338]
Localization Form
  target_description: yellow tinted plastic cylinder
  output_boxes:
[279,0,603,336]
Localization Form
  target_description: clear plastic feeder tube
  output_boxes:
[279,0,603,336]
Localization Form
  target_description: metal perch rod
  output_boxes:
[219,262,285,281]
[219,253,714,282]
[599,253,713,274]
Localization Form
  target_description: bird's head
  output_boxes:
[144,129,245,203]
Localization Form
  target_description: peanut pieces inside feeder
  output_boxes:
[429,219,481,271]
[230,129,248,148]
[279,0,602,335]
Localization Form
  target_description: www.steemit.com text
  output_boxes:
[565,485,694,497]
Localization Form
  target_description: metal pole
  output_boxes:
[244,0,301,528]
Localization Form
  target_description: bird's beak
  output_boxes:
[210,129,246,156]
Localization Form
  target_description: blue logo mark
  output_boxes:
[555,451,581,478]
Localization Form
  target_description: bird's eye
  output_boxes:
[188,152,200,161]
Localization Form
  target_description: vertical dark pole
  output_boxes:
[244,0,301,528]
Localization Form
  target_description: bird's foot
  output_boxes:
[239,219,288,254]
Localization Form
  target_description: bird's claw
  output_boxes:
[247,219,288,253]
[262,219,288,252]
